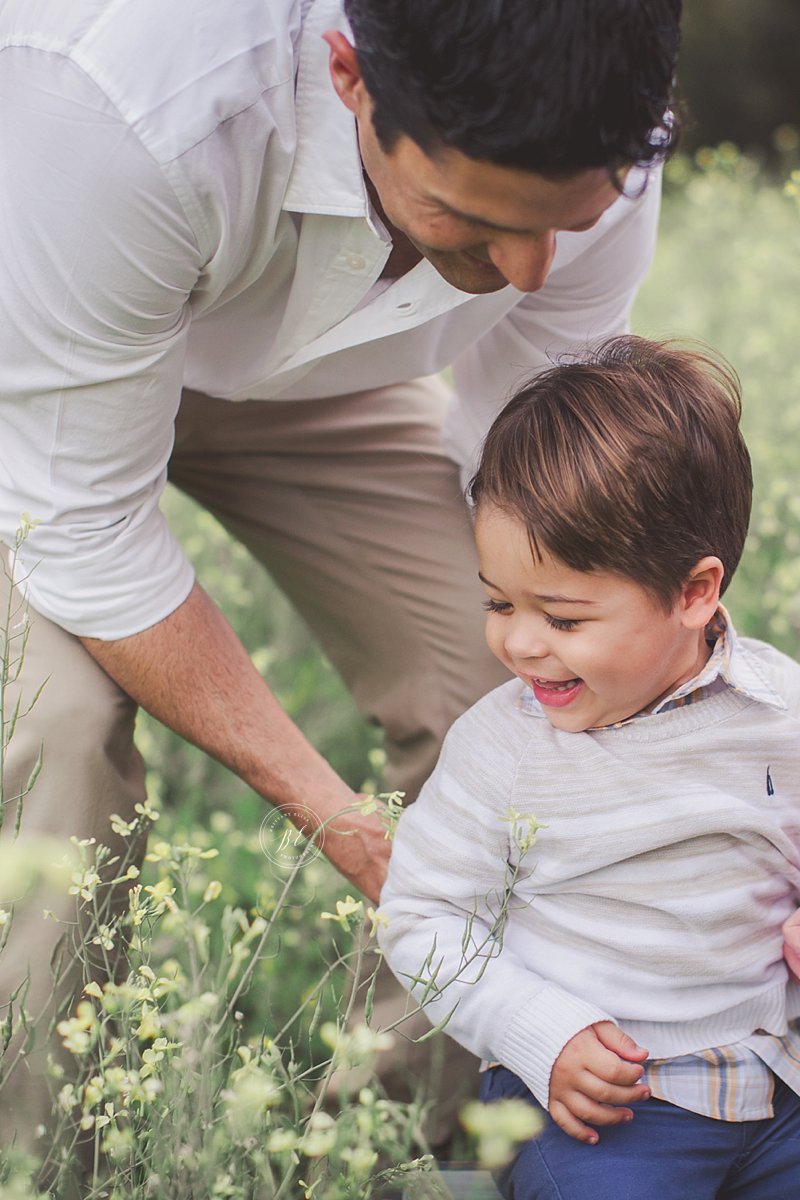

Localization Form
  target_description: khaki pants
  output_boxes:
[0,377,509,1149]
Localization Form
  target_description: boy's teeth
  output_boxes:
[537,677,578,691]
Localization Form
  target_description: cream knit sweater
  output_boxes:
[378,631,800,1109]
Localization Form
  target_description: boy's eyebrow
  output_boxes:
[534,593,598,605]
[478,573,597,605]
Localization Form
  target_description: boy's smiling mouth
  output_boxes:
[529,676,584,708]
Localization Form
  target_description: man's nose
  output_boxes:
[488,231,557,293]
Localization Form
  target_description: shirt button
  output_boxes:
[345,253,367,271]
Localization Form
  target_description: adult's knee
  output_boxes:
[1,605,142,843]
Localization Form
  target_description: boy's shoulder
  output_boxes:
[429,678,549,815]
[441,677,552,772]
[449,677,542,735]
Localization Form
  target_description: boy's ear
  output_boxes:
[678,556,724,629]
[323,31,368,117]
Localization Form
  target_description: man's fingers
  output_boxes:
[592,1019,648,1062]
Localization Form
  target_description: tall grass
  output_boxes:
[1,153,798,1196]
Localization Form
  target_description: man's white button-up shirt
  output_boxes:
[0,0,661,638]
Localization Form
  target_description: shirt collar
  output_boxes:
[283,0,378,222]
[649,604,786,715]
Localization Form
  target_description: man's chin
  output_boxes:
[422,250,509,295]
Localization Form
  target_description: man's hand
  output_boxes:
[304,799,392,904]
[548,1021,650,1144]
[783,909,800,981]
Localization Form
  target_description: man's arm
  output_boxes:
[82,581,390,901]
[1,53,389,899]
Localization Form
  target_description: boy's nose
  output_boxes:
[504,624,549,661]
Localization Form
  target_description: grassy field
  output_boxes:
[3,153,799,1197]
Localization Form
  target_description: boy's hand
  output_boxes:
[548,1021,650,1144]
[783,909,800,981]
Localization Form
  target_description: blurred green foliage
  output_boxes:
[634,151,800,650]
[678,0,800,160]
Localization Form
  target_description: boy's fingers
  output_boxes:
[579,1039,645,1086]
[782,913,800,979]
[577,1072,650,1108]
[784,942,800,981]
[549,1099,601,1145]
[550,1088,642,1144]
[592,1052,645,1087]
[592,1020,648,1062]
[782,909,800,935]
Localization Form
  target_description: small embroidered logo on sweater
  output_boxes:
[767,766,774,796]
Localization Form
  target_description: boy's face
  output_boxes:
[474,506,713,732]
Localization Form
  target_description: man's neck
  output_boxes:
[364,173,423,279]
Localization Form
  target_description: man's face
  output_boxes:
[325,31,626,295]
[357,118,624,295]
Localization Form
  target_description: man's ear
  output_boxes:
[323,31,368,116]
[678,556,725,629]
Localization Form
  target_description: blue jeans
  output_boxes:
[479,1065,800,1199]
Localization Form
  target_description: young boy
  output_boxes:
[378,336,800,1199]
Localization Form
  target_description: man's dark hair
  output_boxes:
[469,336,752,607]
[344,0,682,176]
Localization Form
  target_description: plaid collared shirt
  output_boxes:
[628,606,800,1120]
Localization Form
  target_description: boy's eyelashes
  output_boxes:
[545,615,581,632]
[480,597,581,632]
[482,597,512,614]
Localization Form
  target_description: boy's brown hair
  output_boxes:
[469,336,753,606]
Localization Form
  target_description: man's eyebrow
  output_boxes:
[428,196,605,235]
[429,198,531,234]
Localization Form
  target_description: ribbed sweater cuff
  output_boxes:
[500,985,611,1109]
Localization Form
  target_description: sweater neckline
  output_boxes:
[585,685,757,743]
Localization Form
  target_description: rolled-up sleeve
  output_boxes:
[0,48,204,637]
